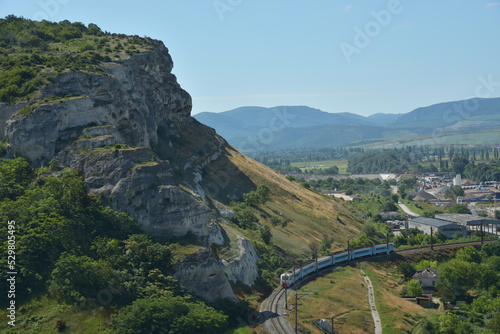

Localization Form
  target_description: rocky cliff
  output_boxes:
[1,43,259,302]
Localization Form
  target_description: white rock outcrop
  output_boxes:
[0,43,259,302]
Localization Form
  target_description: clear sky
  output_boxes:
[2,1,500,116]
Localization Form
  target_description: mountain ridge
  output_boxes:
[195,98,500,152]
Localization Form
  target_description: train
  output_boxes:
[280,243,395,288]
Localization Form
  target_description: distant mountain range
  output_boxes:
[194,97,500,153]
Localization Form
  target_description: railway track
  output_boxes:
[262,239,495,334]
[266,287,289,334]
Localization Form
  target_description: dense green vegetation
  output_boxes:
[412,243,500,333]
[226,184,295,287]
[0,158,238,332]
[0,16,160,103]
[465,160,500,182]
[348,149,417,174]
[254,145,500,179]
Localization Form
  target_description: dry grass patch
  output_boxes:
[360,260,440,334]
[225,148,362,256]
[286,266,373,334]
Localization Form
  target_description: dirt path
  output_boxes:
[398,202,420,217]
[360,269,382,334]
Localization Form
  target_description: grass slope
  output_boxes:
[288,266,372,334]
[224,147,362,255]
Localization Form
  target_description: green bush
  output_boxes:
[111,295,228,334]
[79,43,94,52]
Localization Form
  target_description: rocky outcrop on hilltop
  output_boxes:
[0,43,258,302]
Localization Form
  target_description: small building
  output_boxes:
[408,217,467,239]
[413,267,439,294]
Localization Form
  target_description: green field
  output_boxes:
[346,129,500,150]
[290,159,348,174]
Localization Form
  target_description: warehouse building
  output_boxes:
[408,217,467,239]
[435,213,500,236]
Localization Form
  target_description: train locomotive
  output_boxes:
[280,243,395,288]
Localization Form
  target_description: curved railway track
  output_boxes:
[265,287,289,334]
[262,239,495,334]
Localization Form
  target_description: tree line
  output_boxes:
[253,145,500,178]
[0,158,240,333]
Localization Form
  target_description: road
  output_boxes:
[398,202,420,217]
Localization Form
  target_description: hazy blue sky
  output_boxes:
[2,1,500,116]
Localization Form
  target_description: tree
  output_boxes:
[361,223,377,238]
[349,233,374,248]
[110,295,228,334]
[398,262,416,280]
[256,184,271,204]
[452,156,469,175]
[270,216,280,227]
[233,204,258,229]
[439,259,480,299]
[435,230,447,242]
[407,279,423,297]
[456,245,482,264]
[439,312,472,334]
[260,225,272,245]
[449,204,471,214]
[415,260,438,270]
[487,314,500,333]
[49,253,114,304]
[444,185,464,199]
[320,235,333,255]
[308,240,320,260]
[482,241,500,258]
[420,319,438,334]
[243,191,260,207]
[0,157,35,200]
[382,201,398,212]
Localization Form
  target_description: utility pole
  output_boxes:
[285,283,288,310]
[347,240,350,263]
[295,286,298,333]
[386,231,390,251]
[430,227,433,250]
[481,222,484,244]
[293,266,297,333]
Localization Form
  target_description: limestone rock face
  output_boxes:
[222,236,260,287]
[5,44,191,166]
[0,43,258,302]
[172,248,238,302]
